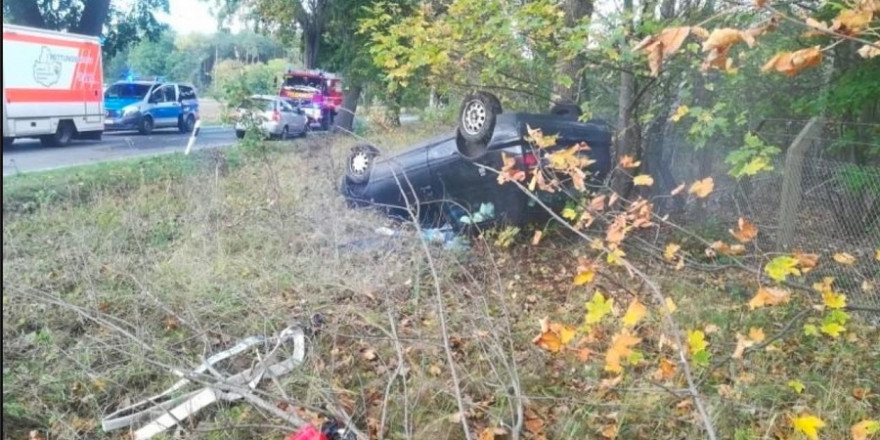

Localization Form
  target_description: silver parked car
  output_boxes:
[235,95,309,139]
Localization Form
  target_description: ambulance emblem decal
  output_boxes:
[33,46,62,87]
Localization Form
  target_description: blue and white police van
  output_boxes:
[103,76,199,134]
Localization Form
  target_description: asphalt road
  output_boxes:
[2,115,422,177]
[3,126,238,176]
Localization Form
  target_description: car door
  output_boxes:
[147,85,176,127]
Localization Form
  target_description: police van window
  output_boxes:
[163,86,177,102]
[179,86,196,101]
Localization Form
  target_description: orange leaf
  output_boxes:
[533,317,577,353]
[604,329,642,373]
[590,194,607,211]
[619,155,641,168]
[622,299,648,327]
[761,46,823,77]
[832,8,874,35]
[689,177,714,198]
[702,28,744,52]
[634,27,693,76]
[729,217,758,243]
[748,286,791,309]
[652,358,678,381]
[793,250,819,273]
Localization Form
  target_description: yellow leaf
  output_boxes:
[585,291,614,325]
[822,290,847,309]
[833,252,857,265]
[562,207,578,220]
[671,105,690,122]
[604,329,642,373]
[622,299,648,327]
[813,276,835,294]
[574,270,595,286]
[803,324,819,336]
[852,420,880,440]
[729,217,758,243]
[788,380,805,394]
[687,330,708,353]
[748,327,765,342]
[664,243,681,261]
[689,177,714,198]
[664,297,678,314]
[749,286,792,309]
[606,247,626,266]
[633,174,654,186]
[876,249,880,261]
[791,414,826,440]
[820,321,845,338]
[764,256,801,282]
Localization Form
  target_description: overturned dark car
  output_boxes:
[340,91,612,228]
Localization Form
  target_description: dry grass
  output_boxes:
[3,123,879,440]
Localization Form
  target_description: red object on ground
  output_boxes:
[285,425,329,440]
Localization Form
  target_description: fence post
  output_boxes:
[776,117,823,252]
[185,120,202,156]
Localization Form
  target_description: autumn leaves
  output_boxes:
[634,0,880,78]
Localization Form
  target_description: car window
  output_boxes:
[163,86,177,102]
[104,83,151,99]
[150,87,166,103]
[178,86,197,101]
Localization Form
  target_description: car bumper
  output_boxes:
[235,121,282,134]
[104,112,142,131]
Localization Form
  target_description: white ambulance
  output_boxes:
[2,24,104,148]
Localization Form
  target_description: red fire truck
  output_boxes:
[277,69,342,130]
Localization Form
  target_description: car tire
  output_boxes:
[458,91,501,147]
[179,114,195,133]
[345,143,380,185]
[550,101,582,119]
[139,116,154,135]
[40,121,75,147]
[300,123,310,138]
[236,130,246,139]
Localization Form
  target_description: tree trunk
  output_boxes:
[303,24,321,69]
[334,84,363,132]
[552,0,594,106]
[73,0,112,36]
[610,0,638,197]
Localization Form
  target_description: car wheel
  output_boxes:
[40,121,75,147]
[550,101,582,119]
[139,116,154,135]
[236,130,246,139]
[321,110,331,131]
[300,123,310,138]
[179,114,195,133]
[457,91,501,147]
[345,143,380,185]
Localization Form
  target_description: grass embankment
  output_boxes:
[3,121,878,440]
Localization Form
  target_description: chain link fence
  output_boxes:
[665,119,880,323]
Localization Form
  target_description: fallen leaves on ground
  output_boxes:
[619,155,641,168]
[791,414,826,440]
[622,299,648,327]
[749,286,792,309]
[585,291,615,325]
[787,380,805,394]
[605,329,642,373]
[664,243,681,262]
[793,250,819,273]
[764,256,801,281]
[852,420,880,440]
[730,217,758,242]
[533,317,577,353]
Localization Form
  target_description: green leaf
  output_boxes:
[764,256,801,282]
